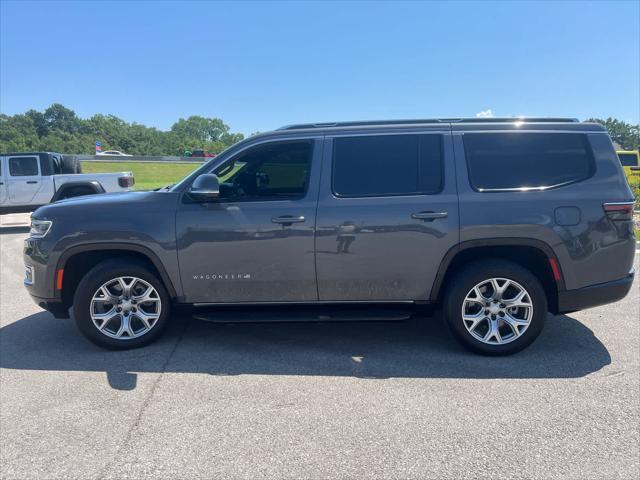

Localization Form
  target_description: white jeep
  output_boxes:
[0,152,134,214]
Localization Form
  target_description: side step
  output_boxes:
[192,306,414,323]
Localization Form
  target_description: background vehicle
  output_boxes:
[617,150,640,182]
[190,149,216,158]
[97,150,132,156]
[617,150,639,168]
[24,119,635,355]
[1,152,134,214]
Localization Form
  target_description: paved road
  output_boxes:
[1,213,638,479]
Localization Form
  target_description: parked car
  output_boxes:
[24,119,635,355]
[97,150,132,156]
[1,152,134,214]
[617,150,640,184]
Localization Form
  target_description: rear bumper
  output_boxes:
[557,270,635,314]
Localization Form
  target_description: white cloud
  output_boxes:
[476,109,494,118]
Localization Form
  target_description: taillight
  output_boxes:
[603,202,635,221]
[118,176,135,188]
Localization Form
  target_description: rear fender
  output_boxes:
[51,181,105,202]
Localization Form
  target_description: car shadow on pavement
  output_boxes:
[0,311,611,390]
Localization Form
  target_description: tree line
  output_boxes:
[0,104,245,156]
[0,104,638,156]
[586,118,639,151]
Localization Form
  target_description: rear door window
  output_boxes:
[8,156,40,177]
[463,133,594,191]
[332,134,443,197]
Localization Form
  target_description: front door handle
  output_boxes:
[26,181,38,184]
[271,215,305,225]
[411,211,448,221]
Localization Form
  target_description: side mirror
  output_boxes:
[188,174,220,202]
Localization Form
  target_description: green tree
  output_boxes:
[587,117,640,150]
[43,103,83,134]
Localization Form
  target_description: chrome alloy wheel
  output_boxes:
[90,277,162,340]
[461,278,533,345]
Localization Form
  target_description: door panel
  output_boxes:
[0,157,7,204]
[315,133,459,301]
[176,138,322,304]
[7,155,42,204]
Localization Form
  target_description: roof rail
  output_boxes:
[277,117,580,130]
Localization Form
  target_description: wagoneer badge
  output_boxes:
[193,273,252,280]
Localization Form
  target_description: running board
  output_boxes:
[192,307,413,323]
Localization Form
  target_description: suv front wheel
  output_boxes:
[444,260,547,355]
[73,259,171,349]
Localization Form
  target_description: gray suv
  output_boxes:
[24,118,636,355]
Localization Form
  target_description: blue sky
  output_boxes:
[1,1,638,135]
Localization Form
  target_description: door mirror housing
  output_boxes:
[188,174,220,202]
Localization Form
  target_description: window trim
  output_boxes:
[330,133,445,199]
[8,155,40,177]
[462,132,596,193]
[208,138,315,203]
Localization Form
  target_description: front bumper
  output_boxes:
[557,269,635,314]
[24,235,66,316]
[28,295,70,318]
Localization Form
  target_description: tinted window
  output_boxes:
[214,141,312,200]
[464,133,594,191]
[618,153,639,167]
[9,156,39,176]
[332,134,443,196]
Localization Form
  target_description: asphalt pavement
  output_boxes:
[1,213,638,479]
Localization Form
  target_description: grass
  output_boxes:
[81,161,201,190]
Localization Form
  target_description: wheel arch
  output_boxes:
[431,238,565,313]
[57,243,179,308]
[51,181,105,202]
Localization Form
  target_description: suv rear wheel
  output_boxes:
[73,259,171,349]
[444,260,546,355]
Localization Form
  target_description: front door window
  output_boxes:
[213,141,312,201]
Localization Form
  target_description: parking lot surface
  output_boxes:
[1,213,639,479]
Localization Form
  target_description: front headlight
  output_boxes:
[29,219,52,238]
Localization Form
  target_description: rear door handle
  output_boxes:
[411,211,448,221]
[272,215,305,225]
[26,181,38,184]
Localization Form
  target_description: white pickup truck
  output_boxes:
[0,152,134,214]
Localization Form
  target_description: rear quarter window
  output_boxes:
[463,133,595,191]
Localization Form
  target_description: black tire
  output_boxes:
[61,155,82,174]
[443,259,546,356]
[73,258,171,349]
